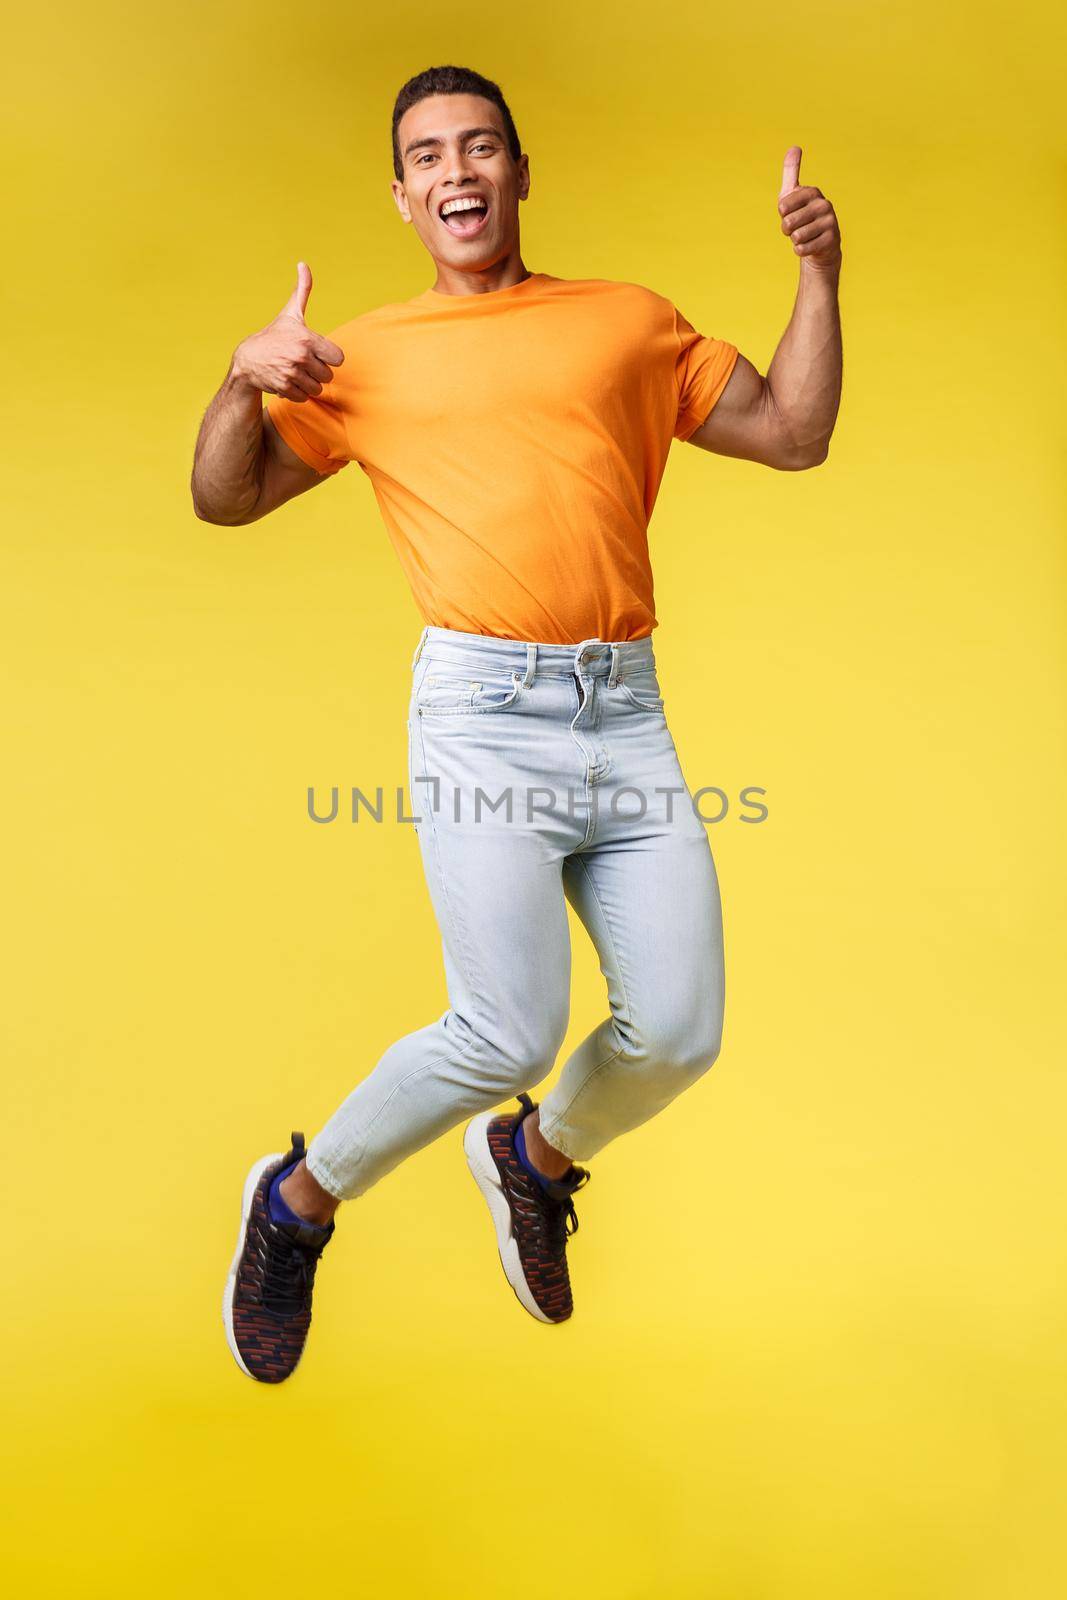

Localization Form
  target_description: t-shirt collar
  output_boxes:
[416,271,547,306]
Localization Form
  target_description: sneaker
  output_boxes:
[222,1131,335,1383]
[463,1092,590,1324]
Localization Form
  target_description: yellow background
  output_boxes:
[3,1,1065,1594]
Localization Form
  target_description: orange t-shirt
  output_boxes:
[264,272,737,644]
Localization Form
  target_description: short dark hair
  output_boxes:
[391,65,521,182]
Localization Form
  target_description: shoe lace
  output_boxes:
[523,1167,590,1250]
[258,1224,327,1318]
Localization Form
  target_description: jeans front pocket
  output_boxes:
[616,667,664,714]
[415,667,523,717]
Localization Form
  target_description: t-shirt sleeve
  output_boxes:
[263,351,352,476]
[672,308,739,441]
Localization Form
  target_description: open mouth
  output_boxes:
[438,196,491,238]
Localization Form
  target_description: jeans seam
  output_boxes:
[415,702,481,1006]
[312,1039,498,1198]
[573,851,634,1033]
[538,1042,627,1148]
[540,854,634,1140]
[355,1049,469,1152]
[567,675,600,849]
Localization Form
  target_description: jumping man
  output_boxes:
[191,64,843,1383]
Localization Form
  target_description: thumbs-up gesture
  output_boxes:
[232,262,346,401]
[777,148,841,274]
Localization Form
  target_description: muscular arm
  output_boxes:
[687,146,843,472]
[190,262,343,525]
[191,371,324,525]
[688,267,842,470]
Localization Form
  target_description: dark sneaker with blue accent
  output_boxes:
[463,1092,590,1324]
[222,1131,335,1383]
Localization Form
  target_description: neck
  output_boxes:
[429,248,531,297]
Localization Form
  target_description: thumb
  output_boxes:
[281,260,312,321]
[779,146,802,200]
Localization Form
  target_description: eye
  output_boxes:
[470,143,494,154]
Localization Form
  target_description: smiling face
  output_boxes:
[391,93,530,281]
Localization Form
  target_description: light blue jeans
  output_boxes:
[306,625,725,1200]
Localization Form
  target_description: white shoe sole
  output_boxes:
[221,1150,284,1378]
[463,1113,556,1325]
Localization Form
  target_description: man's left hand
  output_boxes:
[778,147,842,275]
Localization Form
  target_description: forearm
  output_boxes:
[190,361,267,524]
[765,262,842,456]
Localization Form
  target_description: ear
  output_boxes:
[517,152,531,203]
[391,180,412,223]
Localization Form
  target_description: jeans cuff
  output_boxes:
[533,1111,584,1163]
[305,1144,349,1201]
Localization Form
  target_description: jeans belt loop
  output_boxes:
[411,626,428,670]
[608,643,620,689]
[522,643,537,687]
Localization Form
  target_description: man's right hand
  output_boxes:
[231,262,346,401]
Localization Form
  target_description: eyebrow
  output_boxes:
[403,126,503,160]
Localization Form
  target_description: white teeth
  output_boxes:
[440,196,487,217]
